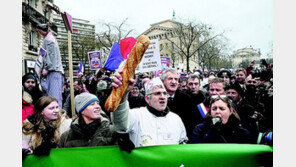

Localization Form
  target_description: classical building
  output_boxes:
[140,19,200,72]
[22,0,58,75]
[53,14,96,77]
[232,47,261,68]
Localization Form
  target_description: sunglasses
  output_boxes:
[211,95,228,100]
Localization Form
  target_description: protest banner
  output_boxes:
[155,56,170,77]
[88,51,102,70]
[23,144,273,167]
[136,39,161,73]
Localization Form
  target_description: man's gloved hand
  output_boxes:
[117,133,135,153]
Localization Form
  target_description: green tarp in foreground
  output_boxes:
[23,144,273,167]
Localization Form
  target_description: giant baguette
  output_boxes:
[105,35,150,112]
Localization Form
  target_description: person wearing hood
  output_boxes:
[22,73,43,105]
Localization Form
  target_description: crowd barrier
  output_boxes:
[23,144,273,167]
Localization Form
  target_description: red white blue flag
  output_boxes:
[197,103,209,118]
[78,61,84,76]
[104,37,137,71]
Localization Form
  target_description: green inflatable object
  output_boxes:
[23,144,273,167]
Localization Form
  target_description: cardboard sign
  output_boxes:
[88,51,102,70]
[136,39,161,73]
[155,57,170,77]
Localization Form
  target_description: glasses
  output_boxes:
[148,91,168,96]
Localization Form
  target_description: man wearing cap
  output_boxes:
[111,73,188,148]
[217,69,232,84]
[58,92,116,148]
[22,73,43,105]
[225,83,258,143]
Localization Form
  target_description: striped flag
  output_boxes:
[78,61,84,76]
[197,103,209,118]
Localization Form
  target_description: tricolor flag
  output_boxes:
[104,37,137,72]
[197,103,209,118]
[77,61,84,76]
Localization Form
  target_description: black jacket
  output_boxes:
[191,115,252,144]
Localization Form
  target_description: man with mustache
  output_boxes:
[112,73,188,148]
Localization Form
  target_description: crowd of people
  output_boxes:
[22,59,273,160]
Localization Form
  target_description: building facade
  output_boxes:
[232,47,261,68]
[53,14,96,77]
[22,0,58,75]
[140,20,199,72]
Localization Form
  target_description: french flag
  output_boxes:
[78,61,84,76]
[197,103,209,118]
[104,37,137,72]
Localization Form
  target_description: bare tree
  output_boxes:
[165,20,225,71]
[72,35,96,74]
[95,18,134,54]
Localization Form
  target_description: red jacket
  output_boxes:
[22,99,34,122]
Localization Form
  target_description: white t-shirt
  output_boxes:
[112,101,188,147]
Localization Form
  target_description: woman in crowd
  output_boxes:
[22,96,71,158]
[191,95,252,144]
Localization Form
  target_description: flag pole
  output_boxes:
[61,12,75,117]
[67,30,75,117]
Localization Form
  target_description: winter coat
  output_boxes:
[22,99,34,122]
[42,32,64,74]
[183,90,206,141]
[22,113,71,150]
[58,116,117,148]
[191,115,252,144]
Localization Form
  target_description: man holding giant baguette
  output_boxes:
[106,35,188,148]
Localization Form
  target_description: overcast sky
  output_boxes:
[54,0,273,58]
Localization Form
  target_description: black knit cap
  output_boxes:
[225,82,244,96]
[217,69,232,78]
[22,73,36,85]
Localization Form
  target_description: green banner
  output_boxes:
[23,144,273,167]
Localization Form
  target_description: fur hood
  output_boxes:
[22,91,33,104]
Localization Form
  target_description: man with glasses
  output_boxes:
[111,75,188,148]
